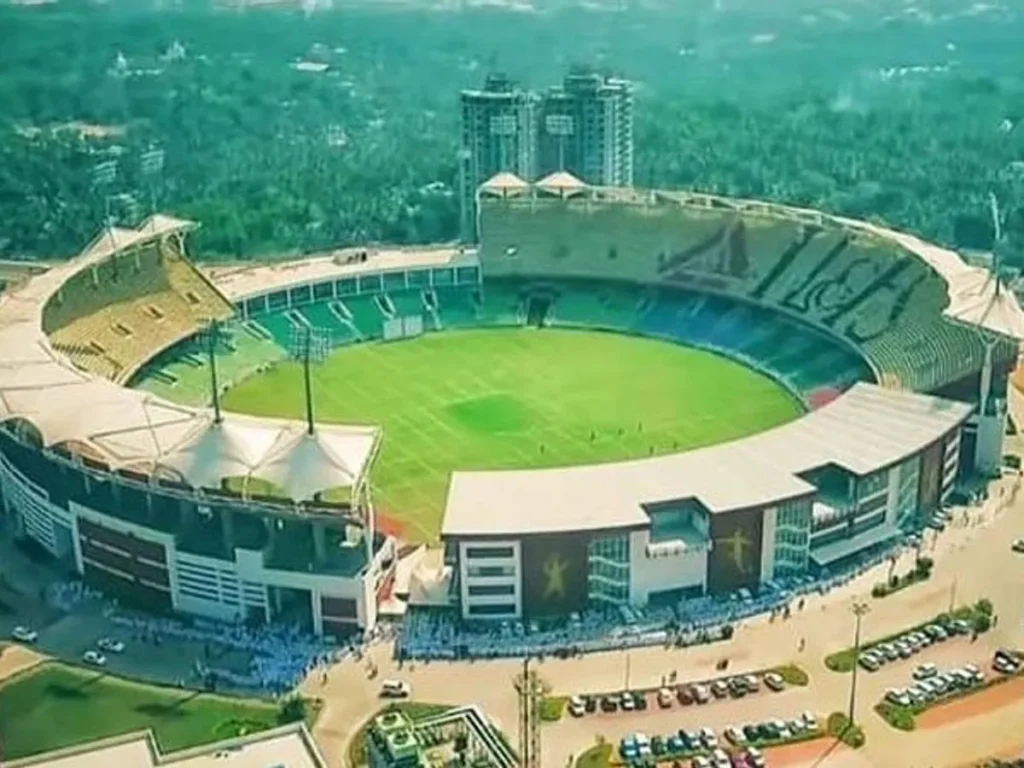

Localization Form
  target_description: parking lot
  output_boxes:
[551,669,824,765]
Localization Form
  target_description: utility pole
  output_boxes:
[848,601,870,725]
[516,658,541,768]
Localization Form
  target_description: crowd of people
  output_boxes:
[395,543,910,662]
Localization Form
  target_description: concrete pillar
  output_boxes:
[220,509,235,553]
[313,522,327,566]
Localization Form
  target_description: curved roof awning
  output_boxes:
[535,171,587,198]
[479,172,529,198]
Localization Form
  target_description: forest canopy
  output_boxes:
[0,0,1022,262]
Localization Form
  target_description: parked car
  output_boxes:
[802,711,818,731]
[11,626,38,644]
[859,653,881,672]
[711,679,729,698]
[885,688,911,707]
[995,648,1022,665]
[1012,538,1024,553]
[666,734,686,754]
[691,756,711,768]
[82,650,107,667]
[711,748,730,768]
[913,662,938,680]
[568,695,586,717]
[700,726,718,749]
[724,726,746,745]
[693,684,711,704]
[677,686,695,705]
[657,688,674,708]
[745,746,766,768]
[742,724,760,743]
[96,638,125,654]
[651,735,667,756]
[728,677,748,697]
[584,695,597,714]
[620,691,637,711]
[633,691,648,710]
[743,674,760,692]
[600,696,618,713]
[763,672,785,691]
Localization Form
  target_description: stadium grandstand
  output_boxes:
[1,175,1022,633]
[0,215,394,638]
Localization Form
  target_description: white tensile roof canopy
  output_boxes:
[0,217,380,504]
[248,424,379,501]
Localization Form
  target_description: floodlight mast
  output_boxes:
[206,319,223,424]
[303,327,316,436]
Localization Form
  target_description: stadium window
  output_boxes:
[468,584,514,597]
[465,545,514,559]
[467,565,514,578]
[467,603,516,616]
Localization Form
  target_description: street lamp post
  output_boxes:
[848,601,870,725]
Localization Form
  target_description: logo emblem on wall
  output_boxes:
[715,528,753,575]
[541,553,568,600]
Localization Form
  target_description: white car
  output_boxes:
[97,638,125,654]
[568,695,585,717]
[764,672,785,691]
[379,680,411,699]
[11,626,38,644]
[724,726,746,745]
[657,687,674,708]
[1011,538,1024,553]
[620,692,636,711]
[802,711,818,730]
[82,650,107,667]
[913,662,938,680]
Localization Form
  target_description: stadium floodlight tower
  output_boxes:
[200,318,226,423]
[288,323,332,436]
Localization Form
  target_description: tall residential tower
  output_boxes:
[459,69,634,241]
[537,69,635,187]
[458,74,538,242]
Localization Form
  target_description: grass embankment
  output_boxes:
[875,668,1024,732]
[0,662,315,761]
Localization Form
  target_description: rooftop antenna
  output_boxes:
[288,324,332,435]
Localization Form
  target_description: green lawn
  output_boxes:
[0,663,281,760]
[222,328,803,542]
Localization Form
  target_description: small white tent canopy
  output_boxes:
[251,423,379,501]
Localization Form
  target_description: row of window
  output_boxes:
[467,564,515,578]
[467,603,515,616]
[246,267,482,317]
[465,545,514,560]
[467,583,515,597]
